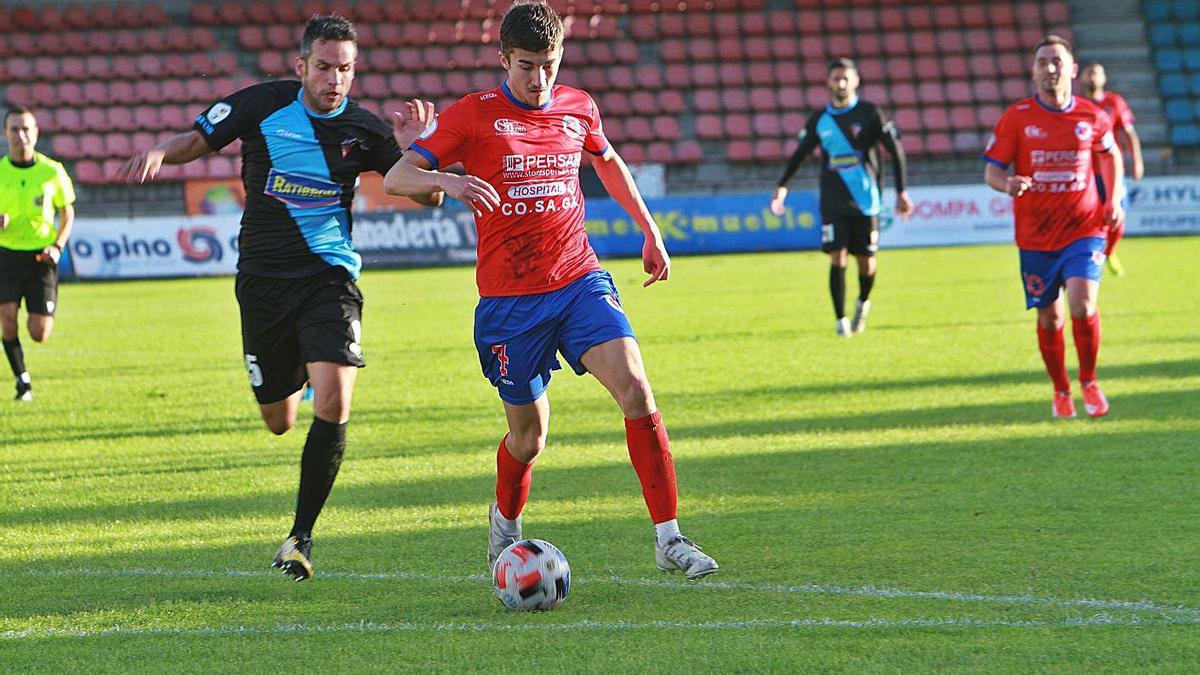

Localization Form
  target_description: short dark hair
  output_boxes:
[3,104,35,127]
[1034,35,1074,58]
[828,57,857,73]
[500,1,564,55]
[300,14,357,58]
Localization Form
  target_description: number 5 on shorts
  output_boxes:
[245,354,264,387]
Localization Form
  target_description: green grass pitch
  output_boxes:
[2,237,1198,671]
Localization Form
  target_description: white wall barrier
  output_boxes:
[66,177,1200,280]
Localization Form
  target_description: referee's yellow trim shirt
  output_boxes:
[0,152,76,251]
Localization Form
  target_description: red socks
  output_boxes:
[625,411,678,524]
[1037,323,1072,392]
[495,436,533,521]
[1072,312,1101,384]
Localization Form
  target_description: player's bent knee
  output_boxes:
[617,377,656,418]
[506,433,545,463]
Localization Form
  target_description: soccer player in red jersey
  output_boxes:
[983,36,1125,419]
[1081,62,1144,275]
[383,1,718,579]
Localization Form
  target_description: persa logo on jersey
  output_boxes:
[264,168,342,208]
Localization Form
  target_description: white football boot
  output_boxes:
[488,502,522,570]
[656,535,719,580]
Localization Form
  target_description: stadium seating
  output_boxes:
[0,0,1095,182]
[1144,0,1200,145]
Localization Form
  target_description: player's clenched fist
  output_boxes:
[1007,175,1033,197]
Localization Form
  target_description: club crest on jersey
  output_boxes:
[264,168,342,208]
[418,117,438,140]
[561,115,586,140]
[1075,121,1093,141]
[340,138,359,158]
[849,123,862,138]
[494,118,529,136]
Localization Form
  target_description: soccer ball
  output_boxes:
[492,539,571,611]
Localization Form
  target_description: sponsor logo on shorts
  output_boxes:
[492,344,509,377]
[1091,250,1106,266]
[263,168,342,208]
[604,294,624,314]
[1024,273,1045,298]
[349,319,362,358]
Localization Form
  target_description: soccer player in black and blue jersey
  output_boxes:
[771,58,913,337]
[120,15,440,581]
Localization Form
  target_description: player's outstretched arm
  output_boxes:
[387,101,445,208]
[383,153,499,217]
[1120,127,1145,181]
[590,147,669,287]
[118,131,212,183]
[984,163,1032,197]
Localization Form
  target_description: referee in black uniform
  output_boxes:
[771,58,913,337]
[121,15,440,580]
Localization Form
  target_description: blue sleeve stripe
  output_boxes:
[982,154,1009,169]
[409,144,440,170]
[585,143,609,157]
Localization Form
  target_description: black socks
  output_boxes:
[291,417,347,539]
[829,265,847,319]
[3,337,26,379]
[859,273,876,302]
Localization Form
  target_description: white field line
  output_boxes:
[3,614,1199,640]
[10,566,1200,617]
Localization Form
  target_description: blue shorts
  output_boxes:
[474,270,636,404]
[1018,237,1106,309]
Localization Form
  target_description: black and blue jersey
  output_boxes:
[778,97,907,219]
[194,81,402,279]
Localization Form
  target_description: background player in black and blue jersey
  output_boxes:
[120,15,441,581]
[771,58,914,337]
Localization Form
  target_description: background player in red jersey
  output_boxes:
[383,0,718,579]
[983,36,1125,419]
[1081,61,1144,275]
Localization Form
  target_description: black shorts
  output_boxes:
[235,267,365,404]
[0,248,58,315]
[820,214,879,257]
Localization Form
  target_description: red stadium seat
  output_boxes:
[444,72,471,96]
[922,106,949,131]
[695,114,723,139]
[690,63,719,88]
[946,81,973,104]
[28,83,56,107]
[652,115,681,140]
[882,33,910,56]
[964,29,993,53]
[924,133,952,154]
[796,10,822,35]
[740,12,768,36]
[620,143,645,165]
[663,64,690,88]
[658,90,686,114]
[82,108,109,133]
[953,131,981,153]
[893,108,920,134]
[754,138,786,162]
[416,72,446,98]
[74,159,103,183]
[104,133,132,158]
[724,113,752,138]
[849,8,879,32]
[238,26,266,51]
[133,80,162,105]
[742,36,771,61]
[747,62,775,87]
[933,6,962,30]
[968,55,999,78]
[769,36,799,60]
[773,62,802,86]
[726,139,755,162]
[749,86,778,111]
[777,86,804,110]
[971,79,1001,102]
[603,118,625,143]
[683,12,712,36]
[997,54,1025,78]
[718,64,746,87]
[607,66,635,90]
[949,105,978,130]
[941,56,969,79]
[675,140,703,164]
[886,58,914,81]
[978,104,1004,128]
[721,88,750,112]
[1001,78,1028,102]
[133,106,159,130]
[879,7,903,31]
[624,117,653,142]
[79,133,106,158]
[108,107,137,132]
[823,9,850,33]
[646,142,674,164]
[938,30,966,54]
[905,6,934,30]
[207,155,236,179]
[635,65,663,90]
[910,31,936,56]
[687,38,717,62]
[990,4,1016,27]
[891,83,918,107]
[752,113,782,137]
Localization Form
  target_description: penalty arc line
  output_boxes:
[8,566,1200,617]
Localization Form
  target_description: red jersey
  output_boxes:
[1091,91,1135,133]
[984,95,1116,251]
[410,82,608,297]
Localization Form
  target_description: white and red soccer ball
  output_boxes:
[492,539,571,611]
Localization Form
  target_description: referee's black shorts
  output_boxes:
[235,266,364,404]
[820,214,879,257]
[0,247,58,315]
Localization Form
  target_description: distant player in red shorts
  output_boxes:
[984,35,1125,418]
[1081,61,1144,275]
[384,1,718,579]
